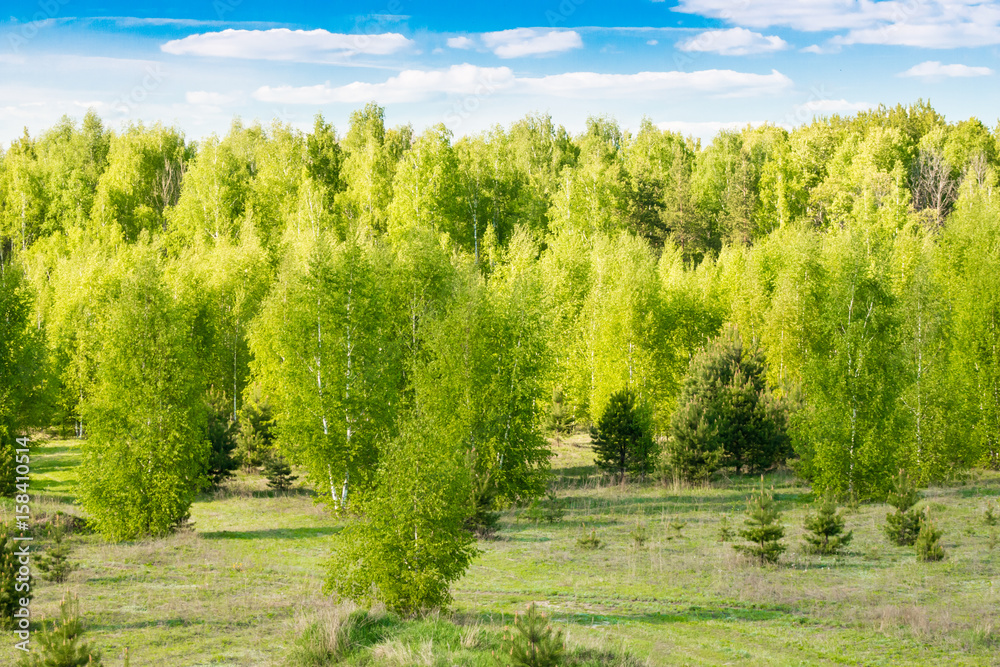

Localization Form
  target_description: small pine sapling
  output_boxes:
[630,522,648,549]
[916,508,945,562]
[717,515,733,542]
[734,477,785,565]
[18,594,102,667]
[262,452,298,492]
[576,527,603,550]
[503,603,565,667]
[803,493,853,555]
[669,516,688,538]
[983,500,998,527]
[1,524,31,629]
[884,470,922,546]
[544,387,576,445]
[36,528,76,583]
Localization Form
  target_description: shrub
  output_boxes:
[884,470,922,547]
[18,594,101,667]
[916,509,946,562]
[803,493,853,555]
[734,478,785,565]
[591,388,657,481]
[665,326,791,482]
[289,605,393,666]
[629,523,648,549]
[466,476,502,539]
[503,603,565,667]
[326,418,478,614]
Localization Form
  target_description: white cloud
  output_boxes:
[254,64,517,104]
[186,91,237,106]
[674,0,1000,48]
[647,39,659,46]
[253,64,792,106]
[800,44,827,54]
[794,99,873,114]
[480,28,582,58]
[446,36,475,49]
[899,61,994,79]
[161,29,413,61]
[834,21,1000,49]
[676,27,788,55]
[521,68,792,98]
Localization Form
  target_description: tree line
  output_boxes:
[0,100,998,543]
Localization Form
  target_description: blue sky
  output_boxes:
[2,0,999,145]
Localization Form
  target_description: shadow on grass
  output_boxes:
[199,526,341,540]
[468,602,796,628]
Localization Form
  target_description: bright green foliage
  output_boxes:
[591,388,657,480]
[250,231,403,510]
[803,493,853,555]
[326,418,478,614]
[35,530,75,583]
[414,230,551,506]
[91,123,189,242]
[915,509,945,562]
[0,262,48,495]
[504,603,566,667]
[666,327,790,482]
[262,452,297,492]
[734,479,786,565]
[387,124,464,246]
[0,523,31,629]
[337,103,396,232]
[884,470,923,546]
[17,594,102,667]
[795,228,906,500]
[78,242,210,541]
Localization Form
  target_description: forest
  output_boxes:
[1,100,999,664]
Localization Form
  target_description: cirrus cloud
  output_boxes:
[161,29,413,62]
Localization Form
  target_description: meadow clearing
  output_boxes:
[2,434,998,666]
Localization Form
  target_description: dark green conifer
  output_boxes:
[734,478,786,565]
[591,388,657,481]
[803,493,853,555]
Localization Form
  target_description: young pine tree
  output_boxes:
[262,453,297,493]
[234,385,275,470]
[205,387,239,489]
[666,327,790,482]
[18,594,102,667]
[544,386,575,444]
[884,470,922,547]
[591,388,657,481]
[35,529,75,583]
[503,603,565,667]
[916,508,945,562]
[734,478,786,565]
[803,493,853,555]
[1,523,31,629]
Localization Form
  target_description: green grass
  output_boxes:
[2,434,999,665]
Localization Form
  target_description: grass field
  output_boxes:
[2,434,999,666]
